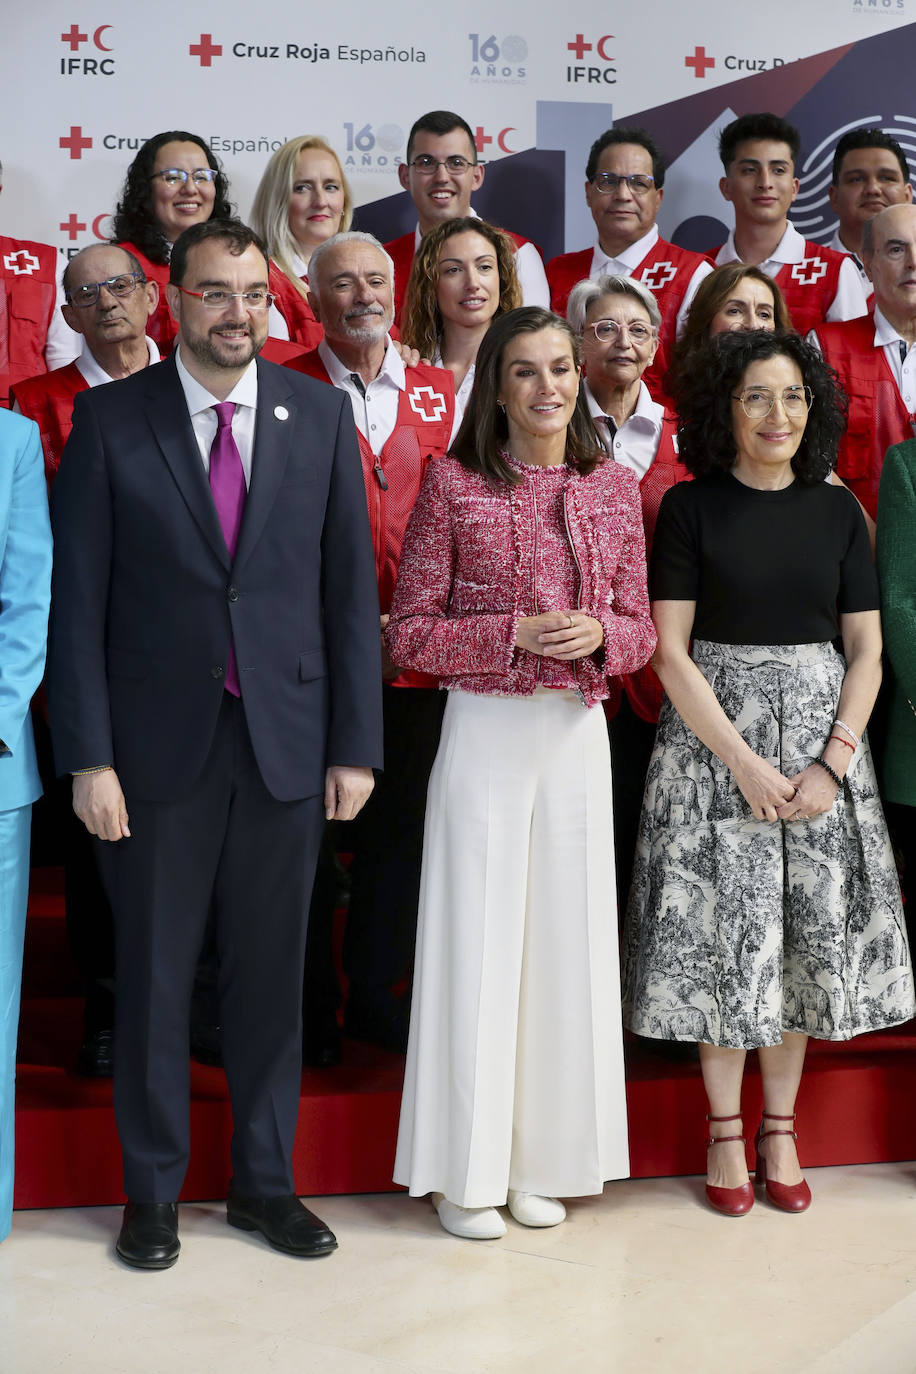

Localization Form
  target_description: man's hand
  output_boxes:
[324,765,375,821]
[73,769,131,841]
[391,340,424,368]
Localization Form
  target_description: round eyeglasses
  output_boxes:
[151,168,218,188]
[587,319,655,345]
[732,386,813,418]
[589,172,656,196]
[65,272,146,308]
[176,286,275,310]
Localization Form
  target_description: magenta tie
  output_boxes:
[209,402,246,695]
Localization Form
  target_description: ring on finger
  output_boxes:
[567,614,575,630]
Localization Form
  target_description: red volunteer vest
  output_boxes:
[268,261,323,350]
[284,347,454,687]
[11,361,88,481]
[386,226,534,323]
[0,235,58,408]
[817,315,915,520]
[773,241,847,336]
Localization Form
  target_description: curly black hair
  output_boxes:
[672,330,847,485]
[110,131,234,265]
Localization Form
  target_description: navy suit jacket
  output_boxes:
[47,352,383,803]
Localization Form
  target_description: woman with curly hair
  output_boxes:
[111,131,233,351]
[400,217,521,425]
[250,136,352,349]
[622,329,914,1217]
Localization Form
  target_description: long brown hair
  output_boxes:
[401,217,521,359]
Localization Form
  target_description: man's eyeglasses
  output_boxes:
[587,319,655,345]
[65,272,146,308]
[732,386,813,418]
[408,155,478,176]
[176,286,275,310]
[589,172,656,196]
[151,168,218,188]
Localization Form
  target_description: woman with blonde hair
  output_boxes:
[250,136,353,348]
[401,216,521,425]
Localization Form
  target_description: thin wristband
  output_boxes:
[72,764,113,776]
[814,757,842,788]
[829,734,855,752]
[833,718,860,748]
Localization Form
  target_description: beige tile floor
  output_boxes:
[2,1164,916,1374]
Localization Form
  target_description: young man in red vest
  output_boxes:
[286,231,454,1055]
[815,203,916,520]
[546,126,712,402]
[713,113,868,335]
[0,158,79,407]
[386,110,548,322]
[827,129,913,306]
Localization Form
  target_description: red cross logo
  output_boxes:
[640,261,677,291]
[190,33,222,66]
[60,214,87,240]
[3,250,41,276]
[685,46,715,78]
[60,126,93,159]
[475,127,493,154]
[408,386,447,423]
[61,24,88,49]
[568,34,592,59]
[791,257,828,287]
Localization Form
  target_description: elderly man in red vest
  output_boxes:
[286,230,454,1055]
[815,203,916,520]
[547,126,712,402]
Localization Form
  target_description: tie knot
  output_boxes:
[214,401,235,430]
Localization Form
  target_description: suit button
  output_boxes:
[227,585,239,602]
[210,665,224,679]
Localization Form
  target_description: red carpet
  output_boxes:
[15,867,916,1209]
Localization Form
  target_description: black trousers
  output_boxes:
[96,694,324,1202]
[608,694,658,911]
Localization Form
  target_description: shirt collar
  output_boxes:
[595,225,660,274]
[718,222,802,267]
[873,305,908,349]
[76,334,159,388]
[318,334,406,391]
[174,345,258,416]
[413,205,480,249]
[584,379,663,433]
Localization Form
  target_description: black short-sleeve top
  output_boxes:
[650,474,878,645]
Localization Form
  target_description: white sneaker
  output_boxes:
[507,1190,566,1227]
[431,1192,506,1240]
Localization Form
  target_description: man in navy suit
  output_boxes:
[47,220,383,1269]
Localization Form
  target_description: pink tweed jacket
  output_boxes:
[385,453,656,706]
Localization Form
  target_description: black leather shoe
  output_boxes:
[227,1188,337,1257]
[75,1027,114,1078]
[116,1202,180,1269]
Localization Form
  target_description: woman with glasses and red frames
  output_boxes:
[111,131,233,353]
[622,328,914,1217]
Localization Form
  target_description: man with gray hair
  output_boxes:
[814,203,916,519]
[286,231,455,1056]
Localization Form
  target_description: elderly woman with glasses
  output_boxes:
[111,131,233,352]
[622,329,914,1218]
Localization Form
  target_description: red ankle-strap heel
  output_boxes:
[754,1112,811,1213]
[705,1114,754,1217]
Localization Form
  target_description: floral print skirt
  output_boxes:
[621,640,915,1049]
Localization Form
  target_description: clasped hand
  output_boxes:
[515,611,603,660]
[732,753,839,823]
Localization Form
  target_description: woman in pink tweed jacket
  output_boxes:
[387,307,656,1241]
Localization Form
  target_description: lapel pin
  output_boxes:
[274,405,289,421]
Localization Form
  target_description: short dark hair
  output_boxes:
[62,243,145,296]
[671,329,846,485]
[586,126,666,189]
[718,113,801,171]
[406,111,477,165]
[831,128,910,186]
[451,307,604,485]
[110,131,234,265]
[168,219,268,287]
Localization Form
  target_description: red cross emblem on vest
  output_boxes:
[790,257,828,287]
[3,249,41,276]
[639,261,677,291]
[407,385,447,423]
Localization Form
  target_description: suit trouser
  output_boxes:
[0,806,30,1241]
[96,694,324,1202]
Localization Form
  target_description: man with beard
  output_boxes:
[285,232,454,1057]
[46,220,383,1268]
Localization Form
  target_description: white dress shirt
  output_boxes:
[586,225,712,336]
[433,344,474,437]
[174,346,258,487]
[716,223,868,322]
[584,379,664,480]
[318,334,404,455]
[74,334,159,387]
[809,306,916,409]
[412,207,550,308]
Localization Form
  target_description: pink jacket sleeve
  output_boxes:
[587,469,656,678]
